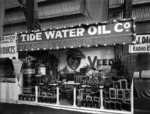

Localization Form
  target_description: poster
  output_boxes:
[57,46,114,73]
[0,34,17,82]
[0,34,18,59]
[129,35,150,53]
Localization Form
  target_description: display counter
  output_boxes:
[18,79,133,114]
[0,82,17,103]
[16,52,134,114]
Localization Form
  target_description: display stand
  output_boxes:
[18,80,133,114]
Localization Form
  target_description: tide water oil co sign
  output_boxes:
[129,35,150,53]
[18,21,133,43]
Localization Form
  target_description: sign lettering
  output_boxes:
[18,21,132,44]
[129,35,150,53]
[87,56,114,68]
[134,35,150,44]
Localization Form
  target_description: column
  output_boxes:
[131,80,134,113]
[35,86,38,103]
[0,0,5,41]
[56,86,60,105]
[100,87,104,110]
[73,86,77,107]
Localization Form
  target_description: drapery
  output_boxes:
[0,0,5,38]
[80,0,109,22]
[135,80,150,99]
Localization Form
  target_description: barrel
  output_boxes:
[22,62,36,94]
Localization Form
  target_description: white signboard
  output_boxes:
[58,46,114,72]
[0,34,18,59]
[129,35,150,53]
[129,44,150,53]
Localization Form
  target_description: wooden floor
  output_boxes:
[0,102,149,114]
[0,102,85,114]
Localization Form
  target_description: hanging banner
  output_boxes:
[0,34,18,59]
[17,20,133,50]
[129,35,150,53]
[80,0,109,22]
[18,21,132,43]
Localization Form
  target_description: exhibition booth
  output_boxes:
[129,34,150,110]
[0,19,134,114]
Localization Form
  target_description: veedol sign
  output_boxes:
[129,35,150,53]
[18,21,133,44]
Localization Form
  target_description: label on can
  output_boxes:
[23,69,35,74]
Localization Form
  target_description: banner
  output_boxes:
[17,20,133,51]
[129,44,150,53]
[80,0,109,22]
[18,21,133,44]
[0,34,18,59]
[129,35,150,53]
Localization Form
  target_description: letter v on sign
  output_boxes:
[88,56,97,69]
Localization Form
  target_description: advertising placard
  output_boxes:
[129,35,150,53]
[58,47,114,73]
[0,34,18,59]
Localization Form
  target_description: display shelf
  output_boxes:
[17,76,133,113]
[17,84,133,114]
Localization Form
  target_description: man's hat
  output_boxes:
[66,49,85,59]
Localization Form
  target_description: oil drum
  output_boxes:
[22,62,36,94]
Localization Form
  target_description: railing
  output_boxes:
[18,79,134,114]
